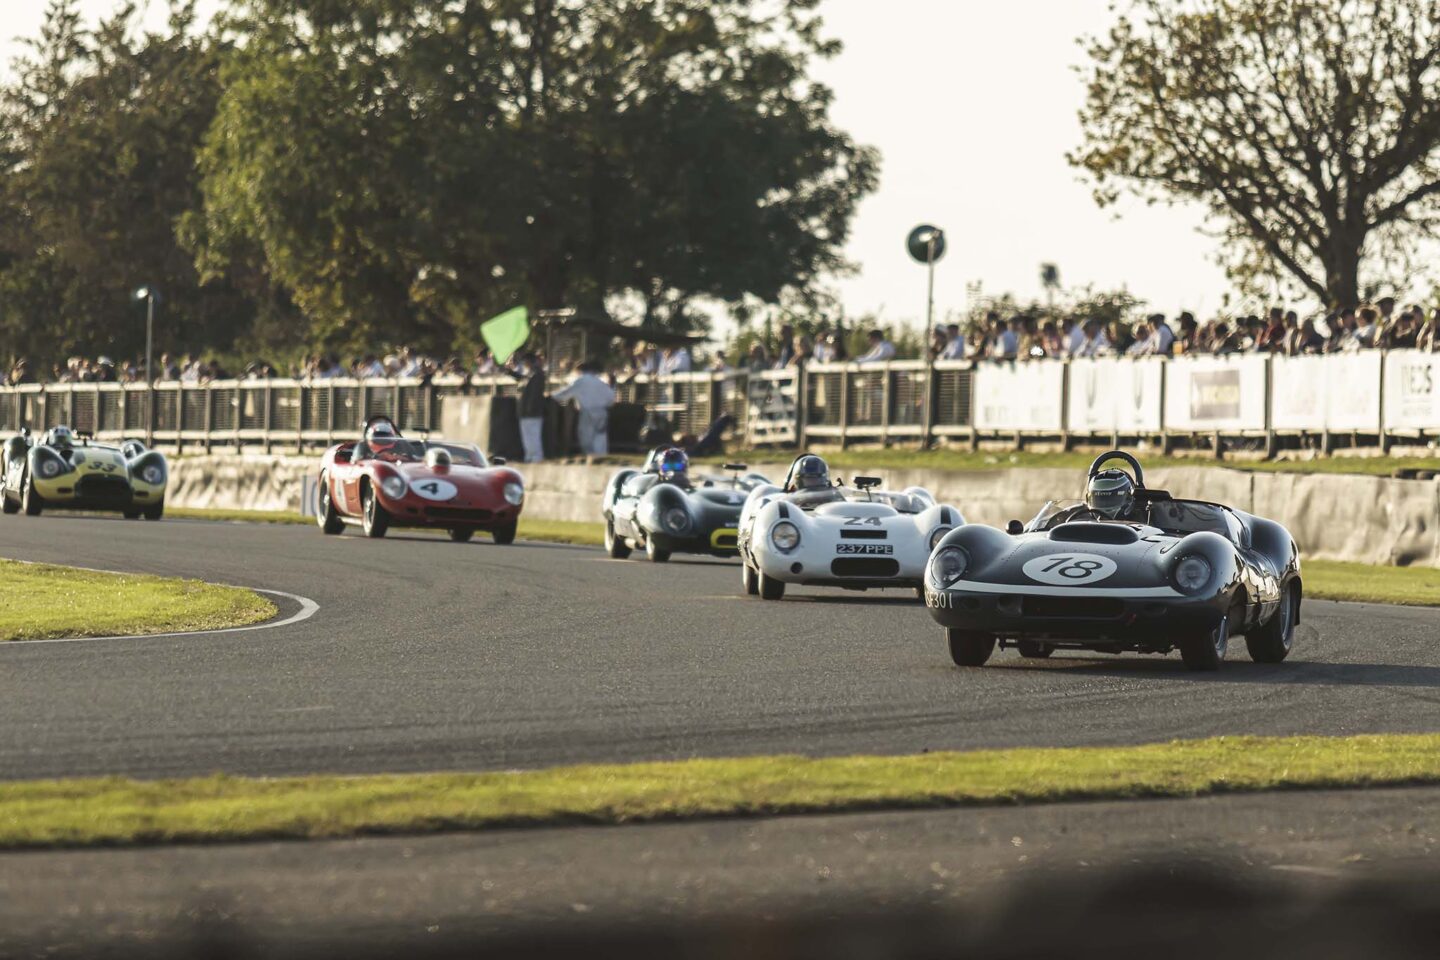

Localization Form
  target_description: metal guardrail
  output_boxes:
[0,352,1434,454]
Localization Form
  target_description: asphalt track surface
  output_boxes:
[2,515,1440,781]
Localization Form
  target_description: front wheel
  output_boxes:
[317,474,344,535]
[1180,616,1229,671]
[491,521,517,545]
[645,538,670,563]
[142,499,164,521]
[1017,640,1052,659]
[449,528,474,543]
[123,509,142,520]
[948,629,996,667]
[21,472,42,516]
[604,520,632,559]
[757,569,785,600]
[360,483,389,538]
[1,494,18,515]
[741,560,759,596]
[1246,584,1297,663]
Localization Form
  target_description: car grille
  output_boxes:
[831,558,900,578]
[1021,596,1125,619]
[75,475,132,501]
[424,507,495,522]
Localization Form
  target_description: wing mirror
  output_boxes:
[723,462,748,472]
[1006,519,1024,535]
[854,476,883,490]
[491,455,507,466]
[334,449,352,464]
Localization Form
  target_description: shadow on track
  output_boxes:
[992,655,1440,689]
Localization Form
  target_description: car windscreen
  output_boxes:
[358,439,425,461]
[1027,499,1086,531]
[425,441,486,467]
[1142,499,1231,538]
[836,489,923,514]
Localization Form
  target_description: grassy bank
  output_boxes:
[0,560,276,641]
[2,734,1436,850]
[1303,559,1440,606]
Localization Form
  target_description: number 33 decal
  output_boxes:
[1021,553,1118,586]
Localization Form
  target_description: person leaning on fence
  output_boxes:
[552,360,616,456]
[855,329,897,364]
[508,351,547,463]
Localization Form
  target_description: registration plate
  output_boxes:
[836,543,894,556]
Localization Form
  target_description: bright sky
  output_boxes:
[5,0,1235,330]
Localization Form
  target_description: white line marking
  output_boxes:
[0,558,319,646]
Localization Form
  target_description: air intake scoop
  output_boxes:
[1048,522,1139,545]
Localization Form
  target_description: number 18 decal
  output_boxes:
[1021,553,1117,586]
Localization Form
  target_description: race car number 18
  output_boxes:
[1021,553,1118,586]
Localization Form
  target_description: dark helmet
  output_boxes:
[788,454,830,492]
[1086,468,1135,520]
[657,447,689,482]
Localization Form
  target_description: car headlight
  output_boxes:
[770,520,801,553]
[929,526,952,550]
[1173,555,1212,594]
[37,458,63,479]
[663,506,689,532]
[929,546,969,588]
[503,482,524,506]
[379,475,407,500]
[140,463,164,485]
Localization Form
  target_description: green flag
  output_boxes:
[480,306,530,364]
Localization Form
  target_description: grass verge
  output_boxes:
[2,734,1437,850]
[1303,559,1440,607]
[169,507,606,546]
[0,560,276,642]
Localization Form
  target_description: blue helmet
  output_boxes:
[787,454,830,492]
[658,447,689,482]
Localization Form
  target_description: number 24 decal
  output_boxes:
[843,516,883,526]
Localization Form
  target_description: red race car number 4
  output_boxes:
[1021,553,1118,586]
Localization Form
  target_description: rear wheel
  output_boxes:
[741,560,759,596]
[360,483,389,538]
[123,509,142,520]
[645,537,670,563]
[1017,640,1053,659]
[757,569,786,600]
[491,521,517,545]
[1180,615,1229,671]
[604,520,632,559]
[317,474,344,535]
[947,629,996,667]
[142,499,164,521]
[2,494,18,515]
[21,472,42,516]
[1246,583,1297,663]
[449,528,474,543]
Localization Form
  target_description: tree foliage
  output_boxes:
[188,0,878,354]
[1072,0,1440,306]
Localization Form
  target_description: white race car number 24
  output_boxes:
[1021,553,1118,586]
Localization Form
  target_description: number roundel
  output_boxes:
[411,478,458,502]
[1021,553,1118,586]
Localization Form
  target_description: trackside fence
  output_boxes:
[0,351,1435,454]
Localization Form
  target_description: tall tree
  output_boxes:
[190,0,878,351]
[1072,0,1440,306]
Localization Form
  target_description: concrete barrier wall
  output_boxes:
[166,456,1440,568]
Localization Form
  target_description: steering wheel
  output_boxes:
[1086,450,1145,489]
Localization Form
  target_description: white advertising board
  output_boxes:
[1272,353,1381,432]
[1163,356,1268,431]
[1066,358,1164,433]
[973,362,1065,432]
[1383,350,1440,432]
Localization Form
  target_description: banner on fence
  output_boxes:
[1383,350,1440,432]
[973,362,1065,432]
[1066,358,1163,433]
[745,372,798,445]
[1164,356,1267,431]
[1272,352,1381,432]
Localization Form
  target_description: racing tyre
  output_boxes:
[123,509,142,520]
[1246,583,1298,664]
[317,474,344,535]
[741,561,759,596]
[645,538,670,563]
[757,569,786,601]
[360,483,389,538]
[2,493,17,515]
[143,500,164,521]
[449,528,474,543]
[1180,615,1229,671]
[604,520,631,559]
[1017,640,1053,659]
[491,521,517,545]
[21,472,42,516]
[947,629,996,667]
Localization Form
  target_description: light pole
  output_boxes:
[133,286,158,445]
[906,225,947,331]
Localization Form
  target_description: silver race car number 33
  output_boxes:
[1021,553,1118,586]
